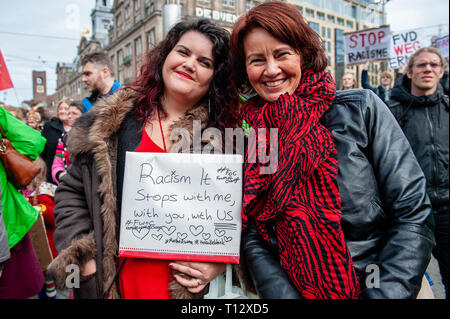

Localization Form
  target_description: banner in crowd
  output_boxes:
[389,27,437,69]
[344,26,391,65]
[119,152,243,263]
[435,35,449,58]
[0,49,14,92]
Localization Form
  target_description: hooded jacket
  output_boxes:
[388,74,449,214]
[47,88,247,298]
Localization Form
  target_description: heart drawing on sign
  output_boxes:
[202,233,211,240]
[224,236,232,243]
[162,225,176,236]
[151,234,163,241]
[132,227,150,240]
[215,229,225,237]
[189,225,204,236]
[177,232,188,240]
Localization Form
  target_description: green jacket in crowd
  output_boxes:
[0,107,46,248]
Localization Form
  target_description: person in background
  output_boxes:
[40,98,71,184]
[81,51,122,113]
[21,157,58,299]
[51,101,83,184]
[231,1,434,299]
[341,72,357,90]
[388,47,449,299]
[26,108,42,131]
[0,106,47,299]
[48,19,242,299]
[2,105,25,122]
[361,62,393,104]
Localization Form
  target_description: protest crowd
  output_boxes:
[0,1,448,301]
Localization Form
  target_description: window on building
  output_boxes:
[126,43,132,57]
[335,28,345,89]
[134,0,140,11]
[147,29,155,49]
[327,41,331,53]
[118,69,124,84]
[327,15,335,23]
[346,20,354,29]
[298,6,303,14]
[145,1,154,16]
[125,5,131,20]
[317,11,325,20]
[327,28,331,39]
[337,18,344,26]
[305,8,314,18]
[118,49,123,65]
[321,26,326,37]
[308,21,319,34]
[135,37,142,58]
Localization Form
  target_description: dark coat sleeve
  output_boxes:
[242,219,302,299]
[361,91,435,299]
[53,156,94,252]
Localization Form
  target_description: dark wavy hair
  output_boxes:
[127,19,241,133]
[230,1,328,92]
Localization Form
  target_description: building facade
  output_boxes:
[57,0,387,100]
[56,0,114,101]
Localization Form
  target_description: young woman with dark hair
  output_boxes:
[48,19,242,299]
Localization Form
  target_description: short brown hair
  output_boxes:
[69,100,84,113]
[407,47,447,74]
[230,1,328,91]
[81,51,114,76]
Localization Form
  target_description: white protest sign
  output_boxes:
[119,152,243,263]
[389,28,434,69]
[436,35,449,58]
[344,26,391,65]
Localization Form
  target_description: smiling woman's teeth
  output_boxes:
[265,79,284,87]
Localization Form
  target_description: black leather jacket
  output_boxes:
[242,89,435,299]
[388,75,449,214]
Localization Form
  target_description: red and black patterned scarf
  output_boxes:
[242,70,360,299]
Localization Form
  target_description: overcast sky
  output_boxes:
[0,0,449,107]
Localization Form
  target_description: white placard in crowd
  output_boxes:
[436,35,449,58]
[389,28,434,69]
[119,152,243,263]
[344,26,391,65]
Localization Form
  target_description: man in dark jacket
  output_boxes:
[388,47,449,298]
[243,89,434,299]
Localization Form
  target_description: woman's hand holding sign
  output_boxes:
[169,261,226,293]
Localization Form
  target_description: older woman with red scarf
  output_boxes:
[231,2,359,299]
[231,2,433,299]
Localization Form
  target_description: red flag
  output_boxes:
[0,49,14,91]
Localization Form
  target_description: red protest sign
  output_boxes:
[0,50,14,91]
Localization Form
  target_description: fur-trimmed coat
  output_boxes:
[47,88,247,298]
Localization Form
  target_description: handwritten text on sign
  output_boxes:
[344,26,391,65]
[119,152,243,263]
